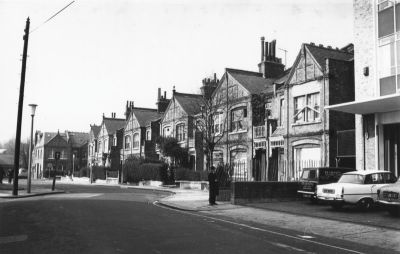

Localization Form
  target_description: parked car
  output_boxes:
[297,167,354,202]
[18,168,28,179]
[377,177,400,216]
[316,170,397,210]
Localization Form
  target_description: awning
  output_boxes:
[325,93,400,114]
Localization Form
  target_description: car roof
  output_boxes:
[343,170,391,176]
[302,167,354,170]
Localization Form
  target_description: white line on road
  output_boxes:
[153,201,365,254]
[0,234,28,244]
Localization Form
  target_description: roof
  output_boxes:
[226,68,275,94]
[174,92,205,116]
[271,127,285,137]
[103,117,126,135]
[68,132,90,148]
[131,107,163,127]
[344,170,392,176]
[90,125,101,138]
[0,154,14,167]
[274,68,292,85]
[305,43,353,69]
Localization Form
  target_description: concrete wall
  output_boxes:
[231,181,300,204]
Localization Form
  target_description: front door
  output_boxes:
[384,124,400,177]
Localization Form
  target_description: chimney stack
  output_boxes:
[173,86,176,95]
[261,36,265,61]
[158,88,161,101]
[258,37,284,79]
[265,41,269,61]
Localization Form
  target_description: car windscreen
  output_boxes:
[338,174,365,184]
[300,169,316,180]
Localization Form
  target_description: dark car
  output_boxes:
[297,167,354,202]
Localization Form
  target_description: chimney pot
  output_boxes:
[164,91,166,98]
[214,73,217,81]
[327,45,332,49]
[265,41,269,60]
[310,42,315,46]
[319,44,323,48]
[158,88,161,101]
[261,37,265,61]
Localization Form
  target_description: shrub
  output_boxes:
[122,156,169,183]
[78,167,89,177]
[92,166,106,180]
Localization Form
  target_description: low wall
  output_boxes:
[231,181,300,205]
[176,181,208,190]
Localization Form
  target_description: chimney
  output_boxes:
[164,91,166,99]
[157,89,170,113]
[103,113,105,118]
[271,40,276,60]
[319,44,324,48]
[158,88,161,101]
[201,74,219,100]
[265,41,269,61]
[258,38,284,79]
[173,86,176,95]
[261,36,265,61]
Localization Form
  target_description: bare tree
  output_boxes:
[0,137,30,168]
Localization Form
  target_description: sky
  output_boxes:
[0,0,353,144]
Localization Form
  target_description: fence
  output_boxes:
[231,161,248,182]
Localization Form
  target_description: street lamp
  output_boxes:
[27,103,37,193]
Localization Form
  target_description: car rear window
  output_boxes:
[301,169,316,180]
[338,174,364,184]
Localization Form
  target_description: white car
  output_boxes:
[316,170,396,210]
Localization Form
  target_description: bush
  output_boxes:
[78,167,89,177]
[92,166,106,180]
[122,156,169,183]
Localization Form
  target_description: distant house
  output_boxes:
[96,113,125,169]
[88,124,101,167]
[32,130,89,178]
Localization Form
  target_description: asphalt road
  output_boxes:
[0,184,394,254]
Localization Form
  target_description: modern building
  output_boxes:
[327,0,400,178]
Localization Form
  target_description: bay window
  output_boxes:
[294,93,320,123]
[124,135,131,149]
[231,107,247,132]
[133,133,139,149]
[176,124,185,141]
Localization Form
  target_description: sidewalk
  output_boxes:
[0,181,65,199]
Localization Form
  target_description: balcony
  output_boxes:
[253,125,265,138]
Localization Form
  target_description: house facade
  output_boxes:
[88,124,100,167]
[32,131,89,178]
[282,42,355,181]
[328,0,400,178]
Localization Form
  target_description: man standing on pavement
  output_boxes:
[208,166,218,205]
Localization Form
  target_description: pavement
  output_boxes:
[1,177,400,252]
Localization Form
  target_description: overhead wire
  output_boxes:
[30,1,76,34]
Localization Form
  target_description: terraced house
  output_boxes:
[160,88,205,170]
[282,42,355,180]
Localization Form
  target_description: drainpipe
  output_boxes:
[323,63,327,167]
[286,81,290,181]
[226,70,229,166]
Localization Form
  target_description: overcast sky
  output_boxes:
[0,0,353,144]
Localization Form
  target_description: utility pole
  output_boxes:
[13,18,30,196]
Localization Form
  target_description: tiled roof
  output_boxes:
[68,132,89,148]
[305,44,353,69]
[226,68,275,94]
[90,125,101,138]
[0,154,14,167]
[103,117,126,135]
[131,108,163,127]
[174,92,205,116]
[274,68,292,85]
[43,132,60,145]
[271,127,285,137]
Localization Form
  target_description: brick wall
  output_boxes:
[231,181,300,204]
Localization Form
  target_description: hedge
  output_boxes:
[123,160,171,184]
[174,167,208,181]
[92,166,106,180]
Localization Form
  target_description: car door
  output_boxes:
[370,173,384,201]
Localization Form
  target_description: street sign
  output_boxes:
[55,152,61,160]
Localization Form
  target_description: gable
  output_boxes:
[162,97,187,123]
[125,113,140,132]
[212,73,250,105]
[47,134,68,147]
[98,123,108,139]
[288,47,323,85]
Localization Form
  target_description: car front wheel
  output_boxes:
[357,198,373,211]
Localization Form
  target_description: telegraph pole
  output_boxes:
[13,18,30,196]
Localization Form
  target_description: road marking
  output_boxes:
[153,201,365,254]
[0,234,28,244]
[271,242,314,253]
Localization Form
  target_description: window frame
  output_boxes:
[132,133,140,149]
[293,92,320,124]
[230,107,247,132]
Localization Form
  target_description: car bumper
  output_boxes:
[297,190,316,198]
[377,200,400,206]
[317,196,344,203]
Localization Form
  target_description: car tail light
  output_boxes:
[341,187,344,198]
[377,189,380,198]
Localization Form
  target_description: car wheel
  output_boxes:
[387,207,400,217]
[331,203,343,210]
[357,198,373,211]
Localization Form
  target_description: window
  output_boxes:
[279,98,285,126]
[377,1,400,94]
[294,93,320,123]
[113,137,117,146]
[163,126,171,137]
[146,130,151,141]
[124,135,131,149]
[231,107,247,132]
[133,133,139,149]
[213,113,223,135]
[176,124,185,141]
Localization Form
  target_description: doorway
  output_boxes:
[384,123,400,177]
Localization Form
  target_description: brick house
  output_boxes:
[96,113,125,169]
[282,42,355,181]
[160,88,205,170]
[32,130,89,178]
[327,0,400,177]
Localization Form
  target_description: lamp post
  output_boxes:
[27,104,37,193]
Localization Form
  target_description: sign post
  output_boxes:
[52,151,60,191]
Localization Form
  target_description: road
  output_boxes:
[0,184,394,254]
